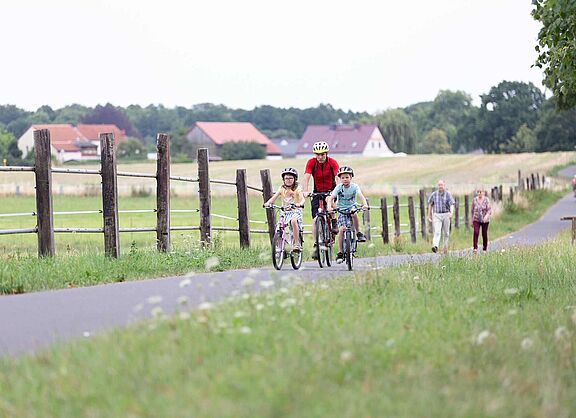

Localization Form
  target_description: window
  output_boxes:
[351,141,357,148]
[303,142,309,148]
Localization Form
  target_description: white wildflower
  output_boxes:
[239,326,252,334]
[147,295,163,304]
[521,337,533,350]
[241,277,255,287]
[204,256,220,270]
[386,338,396,348]
[279,287,289,294]
[82,331,90,338]
[198,302,213,311]
[504,288,518,296]
[508,309,518,315]
[475,330,491,345]
[280,298,297,308]
[255,304,265,311]
[177,296,189,305]
[150,306,164,318]
[304,291,312,298]
[320,283,329,290]
[413,275,421,282]
[179,311,191,321]
[340,351,353,363]
[234,310,246,318]
[368,243,376,249]
[555,326,569,340]
[466,297,477,304]
[259,280,275,289]
[179,278,192,288]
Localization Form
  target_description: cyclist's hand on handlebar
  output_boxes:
[303,191,311,198]
[362,204,369,211]
[263,204,271,209]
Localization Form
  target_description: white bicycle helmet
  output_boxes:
[312,141,330,154]
[337,166,354,177]
[281,167,298,180]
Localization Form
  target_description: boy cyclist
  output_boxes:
[326,166,368,264]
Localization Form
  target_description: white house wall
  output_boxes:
[362,128,394,157]
[17,127,35,156]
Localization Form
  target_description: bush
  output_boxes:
[220,142,266,160]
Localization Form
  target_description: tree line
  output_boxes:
[0,80,575,163]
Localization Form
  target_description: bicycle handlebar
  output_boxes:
[263,203,304,210]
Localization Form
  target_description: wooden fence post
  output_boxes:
[464,194,470,230]
[509,186,514,203]
[498,185,503,201]
[236,169,250,248]
[408,196,416,243]
[419,189,427,239]
[260,169,276,244]
[100,133,120,258]
[454,197,460,228]
[531,173,536,190]
[381,197,389,244]
[525,178,530,191]
[156,133,170,252]
[34,129,55,257]
[518,169,522,190]
[362,198,371,241]
[197,148,212,246]
[393,195,400,237]
[541,175,546,188]
[536,173,541,189]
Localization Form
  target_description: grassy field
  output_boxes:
[0,235,574,417]
[0,189,565,294]
[1,152,574,197]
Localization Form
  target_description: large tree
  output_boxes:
[82,103,139,137]
[534,98,576,151]
[373,109,417,154]
[532,0,576,109]
[475,81,545,153]
[0,127,22,165]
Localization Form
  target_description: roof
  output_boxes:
[194,122,281,155]
[76,124,127,143]
[296,124,380,154]
[29,124,126,152]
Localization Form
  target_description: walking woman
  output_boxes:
[472,188,493,254]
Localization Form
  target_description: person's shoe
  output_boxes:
[336,252,345,264]
[473,249,478,255]
[331,219,339,234]
[311,243,318,260]
[292,244,301,253]
[432,246,438,253]
[356,232,367,242]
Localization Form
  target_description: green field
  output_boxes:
[1,235,574,417]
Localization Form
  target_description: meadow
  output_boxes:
[0,234,574,417]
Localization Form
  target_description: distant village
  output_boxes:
[18,121,398,163]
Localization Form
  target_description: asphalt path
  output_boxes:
[1,192,575,357]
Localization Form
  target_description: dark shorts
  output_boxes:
[311,193,332,219]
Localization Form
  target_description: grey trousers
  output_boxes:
[432,212,451,249]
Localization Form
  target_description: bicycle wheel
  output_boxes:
[272,230,284,270]
[345,230,353,271]
[315,217,326,268]
[324,219,333,267]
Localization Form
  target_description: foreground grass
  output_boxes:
[0,189,565,294]
[1,237,575,417]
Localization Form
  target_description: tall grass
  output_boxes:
[0,236,574,417]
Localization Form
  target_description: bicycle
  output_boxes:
[263,204,304,270]
[332,204,367,271]
[308,192,335,268]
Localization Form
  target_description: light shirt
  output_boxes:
[279,185,304,207]
[331,182,360,210]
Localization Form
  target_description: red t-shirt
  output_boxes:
[305,157,339,192]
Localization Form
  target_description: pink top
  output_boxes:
[472,197,492,223]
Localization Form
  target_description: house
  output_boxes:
[18,124,127,163]
[270,137,300,158]
[295,123,394,157]
[186,122,282,160]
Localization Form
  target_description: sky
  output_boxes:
[2,0,545,114]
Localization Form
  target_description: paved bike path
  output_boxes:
[1,193,574,357]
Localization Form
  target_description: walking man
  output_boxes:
[427,179,455,254]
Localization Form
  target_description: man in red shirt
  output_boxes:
[302,141,340,252]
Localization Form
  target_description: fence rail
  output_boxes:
[0,132,545,258]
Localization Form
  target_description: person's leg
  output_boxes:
[441,214,450,253]
[290,218,300,248]
[432,213,442,251]
[473,221,480,251]
[352,213,366,241]
[482,222,489,251]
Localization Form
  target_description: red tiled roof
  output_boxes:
[296,124,381,154]
[76,124,127,143]
[195,122,281,155]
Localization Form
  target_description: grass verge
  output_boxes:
[0,236,574,416]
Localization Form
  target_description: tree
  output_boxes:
[0,127,22,165]
[82,103,139,137]
[500,124,536,153]
[532,0,576,109]
[117,138,146,160]
[373,109,417,154]
[220,142,266,160]
[475,81,545,153]
[419,128,451,154]
[534,98,576,151]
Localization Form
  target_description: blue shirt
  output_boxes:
[332,183,360,210]
[428,189,455,213]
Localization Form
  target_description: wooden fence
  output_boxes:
[0,129,546,258]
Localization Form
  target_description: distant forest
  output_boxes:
[1,79,576,164]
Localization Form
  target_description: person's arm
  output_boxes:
[448,192,455,219]
[264,190,281,207]
[357,188,369,210]
[302,173,312,196]
[428,204,433,221]
[332,159,340,186]
[295,188,305,208]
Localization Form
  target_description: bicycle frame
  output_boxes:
[309,192,335,268]
[264,204,303,270]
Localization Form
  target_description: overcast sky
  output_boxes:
[2,0,544,113]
